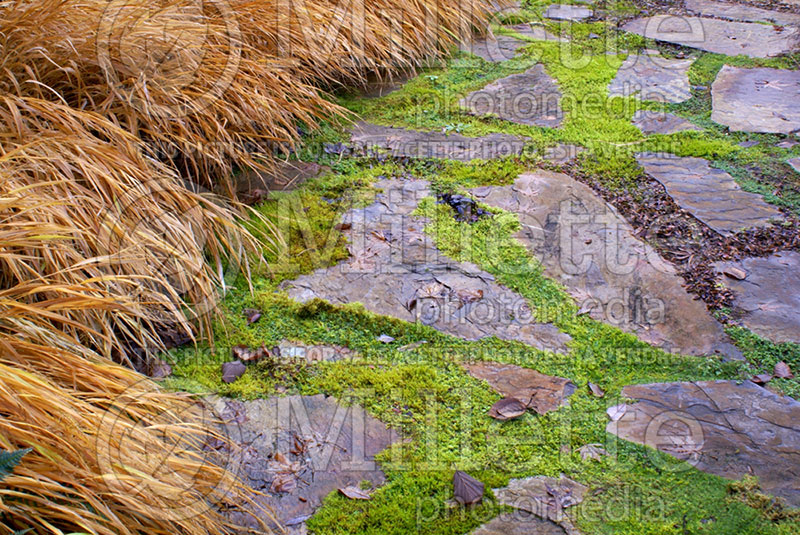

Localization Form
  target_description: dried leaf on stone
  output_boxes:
[456,288,484,305]
[752,374,773,385]
[577,443,607,461]
[488,397,527,421]
[417,282,446,299]
[221,360,246,383]
[722,267,747,280]
[587,382,605,398]
[453,470,484,505]
[774,361,794,378]
[270,473,297,494]
[377,334,395,344]
[339,486,372,500]
[232,344,271,362]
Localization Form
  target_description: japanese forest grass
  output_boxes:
[166,164,800,535]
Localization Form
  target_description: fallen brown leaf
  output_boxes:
[587,382,605,398]
[488,397,527,421]
[453,470,484,505]
[339,486,372,500]
[774,361,794,379]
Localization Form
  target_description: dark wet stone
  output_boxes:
[437,193,492,223]
[622,16,800,58]
[349,122,529,161]
[462,361,576,415]
[608,54,693,104]
[607,380,800,507]
[492,475,588,534]
[711,66,800,134]
[461,34,528,63]
[713,251,800,344]
[543,144,584,164]
[505,23,564,42]
[636,153,783,235]
[632,110,701,135]
[686,0,800,26]
[209,394,398,532]
[471,171,741,359]
[471,511,566,535]
[235,161,328,198]
[459,65,564,127]
[544,4,592,21]
[282,179,572,354]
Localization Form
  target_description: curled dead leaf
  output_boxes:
[488,397,527,421]
[453,470,484,505]
[774,361,794,379]
[339,486,372,500]
[221,360,246,383]
[243,308,262,324]
[587,382,605,398]
[751,374,773,385]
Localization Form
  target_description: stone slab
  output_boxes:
[505,23,564,42]
[235,161,328,196]
[349,122,529,161]
[608,54,693,103]
[209,395,398,532]
[471,171,741,359]
[622,16,800,58]
[544,4,592,21]
[493,475,587,534]
[471,512,566,535]
[459,65,564,127]
[686,0,800,26]
[462,34,528,63]
[282,179,572,354]
[636,153,782,235]
[632,110,701,134]
[789,157,800,173]
[462,361,576,415]
[714,251,800,344]
[607,380,800,506]
[711,65,800,134]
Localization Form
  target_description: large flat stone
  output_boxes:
[462,361,576,415]
[622,16,800,58]
[282,179,572,354]
[632,110,701,135]
[636,153,783,235]
[471,511,565,535]
[711,65,800,134]
[492,476,587,534]
[459,65,564,127]
[607,381,800,507]
[608,54,693,103]
[789,157,800,174]
[544,4,592,21]
[471,171,741,359]
[505,23,564,42]
[714,251,800,344]
[208,395,398,532]
[349,122,528,161]
[686,0,800,26]
[461,34,528,63]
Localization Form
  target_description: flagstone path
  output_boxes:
[608,53,693,103]
[631,110,700,135]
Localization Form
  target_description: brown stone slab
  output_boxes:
[282,179,572,354]
[607,381,800,506]
[686,0,800,26]
[349,122,529,161]
[636,153,782,235]
[622,16,800,58]
[209,395,398,532]
[505,23,564,42]
[714,251,800,344]
[471,171,741,359]
[461,361,576,414]
[711,65,800,134]
[459,65,564,127]
[492,475,587,534]
[608,54,693,103]
[632,110,701,134]
[544,4,592,21]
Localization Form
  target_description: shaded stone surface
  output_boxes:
[714,251,800,344]
[209,395,398,532]
[505,23,563,42]
[349,122,529,161]
[472,512,565,535]
[711,65,800,134]
[686,0,800,26]
[471,171,741,359]
[608,54,693,103]
[459,65,564,127]
[360,71,415,98]
[544,4,592,21]
[622,16,800,58]
[235,161,328,196]
[462,34,528,63]
[636,153,783,235]
[606,380,800,507]
[461,361,576,415]
[632,110,701,135]
[282,179,572,354]
[493,476,588,535]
